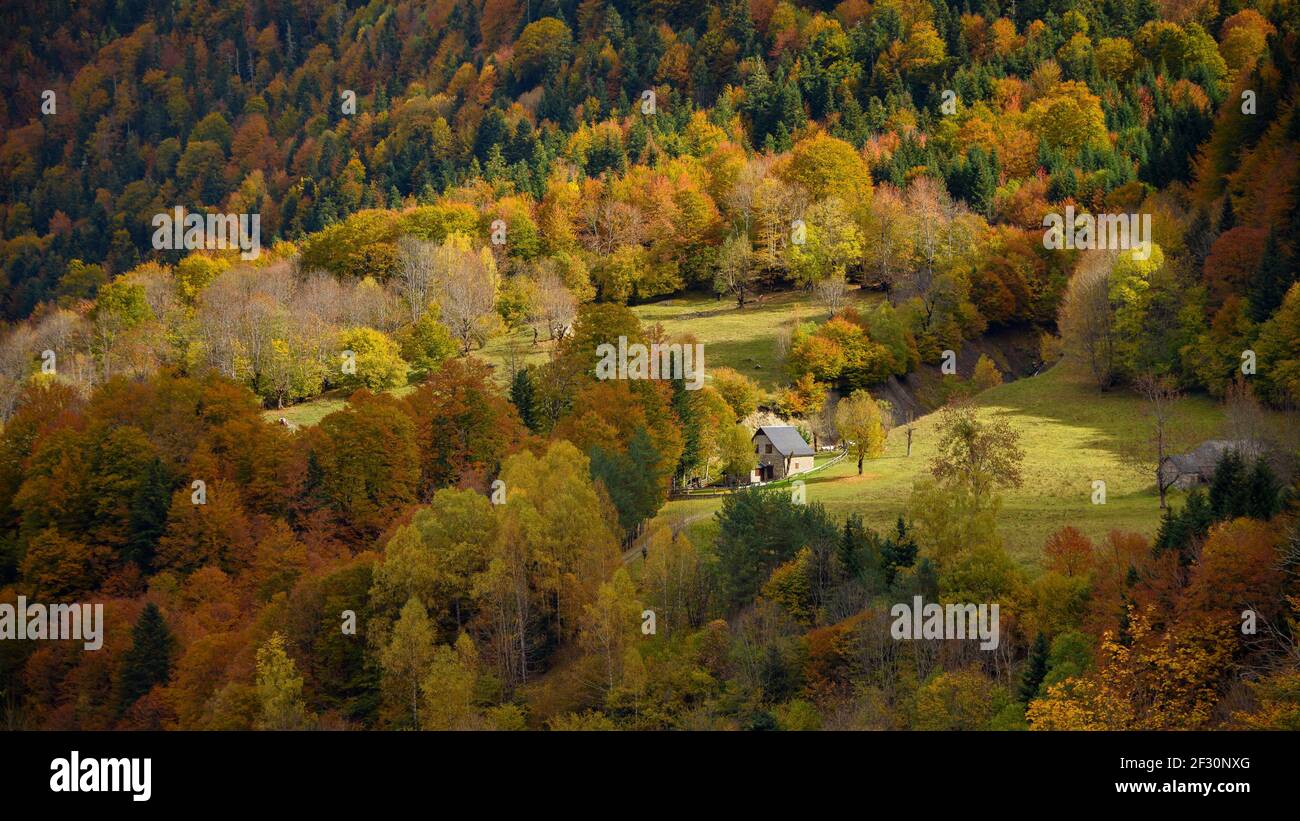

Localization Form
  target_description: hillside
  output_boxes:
[653,361,1232,565]
[0,0,1297,738]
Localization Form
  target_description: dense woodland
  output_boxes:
[0,0,1298,729]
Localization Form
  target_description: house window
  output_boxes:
[765,444,773,454]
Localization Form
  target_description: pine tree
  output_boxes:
[1019,632,1050,704]
[116,603,175,717]
[880,516,918,585]
[671,377,702,486]
[509,367,537,432]
[1248,230,1294,323]
[1185,207,1213,272]
[838,515,865,579]
[1209,450,1248,520]
[1152,504,1181,556]
[1245,458,1282,521]
[126,457,170,570]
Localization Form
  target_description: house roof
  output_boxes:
[754,426,813,457]
[1166,439,1254,475]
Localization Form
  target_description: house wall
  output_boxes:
[785,455,813,476]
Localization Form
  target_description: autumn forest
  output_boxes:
[0,0,1298,733]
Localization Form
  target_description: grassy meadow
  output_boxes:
[654,362,1230,570]
[263,287,1243,572]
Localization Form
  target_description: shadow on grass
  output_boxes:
[974,365,1225,465]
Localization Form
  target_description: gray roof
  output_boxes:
[1167,439,1254,474]
[754,426,813,456]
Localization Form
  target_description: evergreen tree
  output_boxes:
[588,430,663,539]
[126,457,171,571]
[1248,230,1294,323]
[509,368,537,432]
[880,516,918,585]
[1153,488,1214,565]
[1209,450,1249,520]
[671,377,702,486]
[838,514,866,579]
[1245,458,1282,521]
[116,603,176,717]
[1019,632,1050,704]
[1117,595,1133,647]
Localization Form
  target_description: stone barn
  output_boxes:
[1160,439,1258,489]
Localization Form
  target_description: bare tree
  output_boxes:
[294,271,349,327]
[348,276,404,333]
[815,272,848,317]
[532,268,576,341]
[808,393,838,451]
[752,175,800,275]
[439,245,499,355]
[773,325,793,369]
[725,155,774,237]
[715,233,757,308]
[34,309,94,392]
[1224,375,1267,460]
[0,323,39,421]
[580,195,644,256]
[397,236,438,324]
[1134,372,1184,509]
[905,176,947,294]
[197,262,296,391]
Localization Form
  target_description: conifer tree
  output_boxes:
[1248,231,1293,323]
[1245,458,1282,521]
[510,367,537,432]
[1019,632,1050,704]
[116,603,176,717]
[126,457,171,570]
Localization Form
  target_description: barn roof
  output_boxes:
[754,426,814,457]
[1167,440,1254,475]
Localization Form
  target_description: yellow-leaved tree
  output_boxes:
[834,388,887,474]
[1027,606,1233,730]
